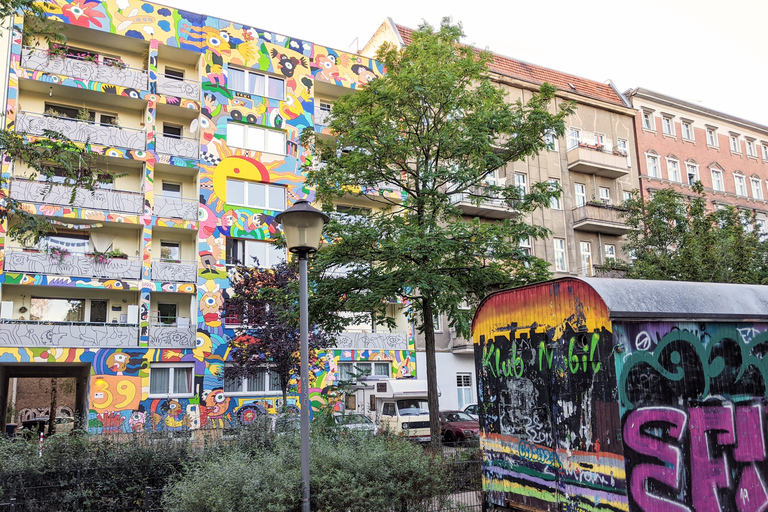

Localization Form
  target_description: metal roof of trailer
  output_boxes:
[577,278,768,321]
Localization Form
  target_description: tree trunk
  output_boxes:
[281,373,289,414]
[422,298,442,451]
[47,378,57,436]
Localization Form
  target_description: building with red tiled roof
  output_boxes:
[363,18,640,411]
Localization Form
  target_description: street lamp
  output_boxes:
[275,199,329,512]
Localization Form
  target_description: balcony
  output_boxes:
[0,319,138,347]
[4,250,142,280]
[20,47,148,91]
[332,331,408,351]
[572,203,629,235]
[148,324,196,348]
[155,133,199,159]
[450,189,517,220]
[17,111,146,151]
[567,144,629,178]
[151,260,197,282]
[154,195,198,221]
[11,178,143,214]
[156,73,201,101]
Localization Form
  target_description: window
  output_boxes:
[228,68,285,100]
[579,241,592,277]
[165,68,184,80]
[30,298,84,322]
[519,237,531,256]
[646,154,660,178]
[763,145,768,160]
[686,163,699,185]
[752,178,764,200]
[226,179,286,210]
[605,244,616,261]
[623,191,632,203]
[44,233,90,255]
[707,128,718,147]
[514,173,527,195]
[226,238,285,268]
[163,124,182,139]
[594,133,605,148]
[682,121,694,140]
[548,179,561,210]
[554,238,567,272]
[667,159,680,183]
[712,169,724,192]
[433,313,442,333]
[160,241,180,262]
[662,117,673,135]
[149,364,193,397]
[457,373,473,409]
[617,138,630,166]
[156,303,177,325]
[574,183,587,207]
[568,128,581,149]
[224,367,280,394]
[641,112,653,130]
[162,182,181,198]
[226,123,286,154]
[599,187,610,204]
[730,135,741,153]
[747,140,756,157]
[735,174,747,197]
[338,361,391,382]
[544,130,558,151]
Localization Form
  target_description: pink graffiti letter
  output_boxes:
[623,407,690,512]
[689,404,736,512]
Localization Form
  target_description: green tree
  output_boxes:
[616,182,768,283]
[304,18,573,446]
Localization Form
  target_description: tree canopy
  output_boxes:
[304,18,573,445]
[611,183,768,283]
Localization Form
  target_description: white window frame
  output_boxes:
[574,183,587,207]
[226,122,286,155]
[617,138,630,167]
[554,238,567,272]
[686,163,699,185]
[579,241,592,277]
[747,140,756,157]
[568,128,581,150]
[456,373,473,410]
[711,169,724,192]
[641,111,653,130]
[707,128,718,147]
[338,361,391,382]
[605,244,616,261]
[681,121,694,141]
[519,237,532,256]
[662,116,674,135]
[226,179,286,211]
[762,144,768,161]
[548,179,561,210]
[514,173,527,195]
[224,365,281,395]
[752,178,764,200]
[227,67,285,101]
[666,158,681,183]
[226,238,286,269]
[646,154,660,178]
[735,174,747,197]
[730,135,741,153]
[432,313,442,333]
[544,129,559,151]
[148,363,194,398]
[623,191,632,203]
[598,187,610,204]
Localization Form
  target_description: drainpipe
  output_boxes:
[10,377,17,422]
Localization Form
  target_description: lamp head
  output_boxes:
[275,200,330,254]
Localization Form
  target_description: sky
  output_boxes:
[157,0,768,125]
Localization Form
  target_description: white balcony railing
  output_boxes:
[156,134,199,159]
[21,47,148,90]
[17,111,146,151]
[151,259,197,282]
[4,250,142,280]
[148,324,196,348]
[154,195,198,220]
[332,330,408,351]
[156,73,201,101]
[0,319,139,347]
[11,178,143,214]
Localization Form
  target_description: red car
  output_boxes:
[439,410,480,443]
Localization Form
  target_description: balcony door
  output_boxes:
[90,300,108,323]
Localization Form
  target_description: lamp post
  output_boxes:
[275,200,329,512]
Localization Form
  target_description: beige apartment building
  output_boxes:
[363,19,639,410]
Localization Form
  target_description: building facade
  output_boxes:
[626,87,768,233]
[364,19,640,410]
[0,0,415,433]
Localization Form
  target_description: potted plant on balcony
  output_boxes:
[47,43,69,60]
[107,248,128,259]
[86,249,112,264]
[47,246,70,263]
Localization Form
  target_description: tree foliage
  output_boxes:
[225,261,333,404]
[615,182,768,283]
[304,18,574,445]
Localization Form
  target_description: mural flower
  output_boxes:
[61,0,106,28]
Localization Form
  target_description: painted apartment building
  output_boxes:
[363,19,640,410]
[0,0,415,433]
[626,87,768,233]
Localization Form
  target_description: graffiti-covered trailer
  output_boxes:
[473,277,768,512]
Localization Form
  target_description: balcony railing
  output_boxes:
[4,250,142,280]
[572,203,629,235]
[151,259,197,282]
[17,111,146,151]
[148,324,196,348]
[21,47,148,90]
[566,143,629,178]
[154,195,198,221]
[449,188,517,220]
[156,73,201,101]
[156,134,199,159]
[332,330,408,351]
[0,319,138,347]
[314,109,331,127]
[11,178,143,214]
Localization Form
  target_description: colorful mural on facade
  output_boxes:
[0,0,402,435]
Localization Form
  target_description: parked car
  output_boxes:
[439,410,479,444]
[333,413,377,435]
[463,403,478,420]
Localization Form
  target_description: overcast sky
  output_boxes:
[158,0,768,125]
